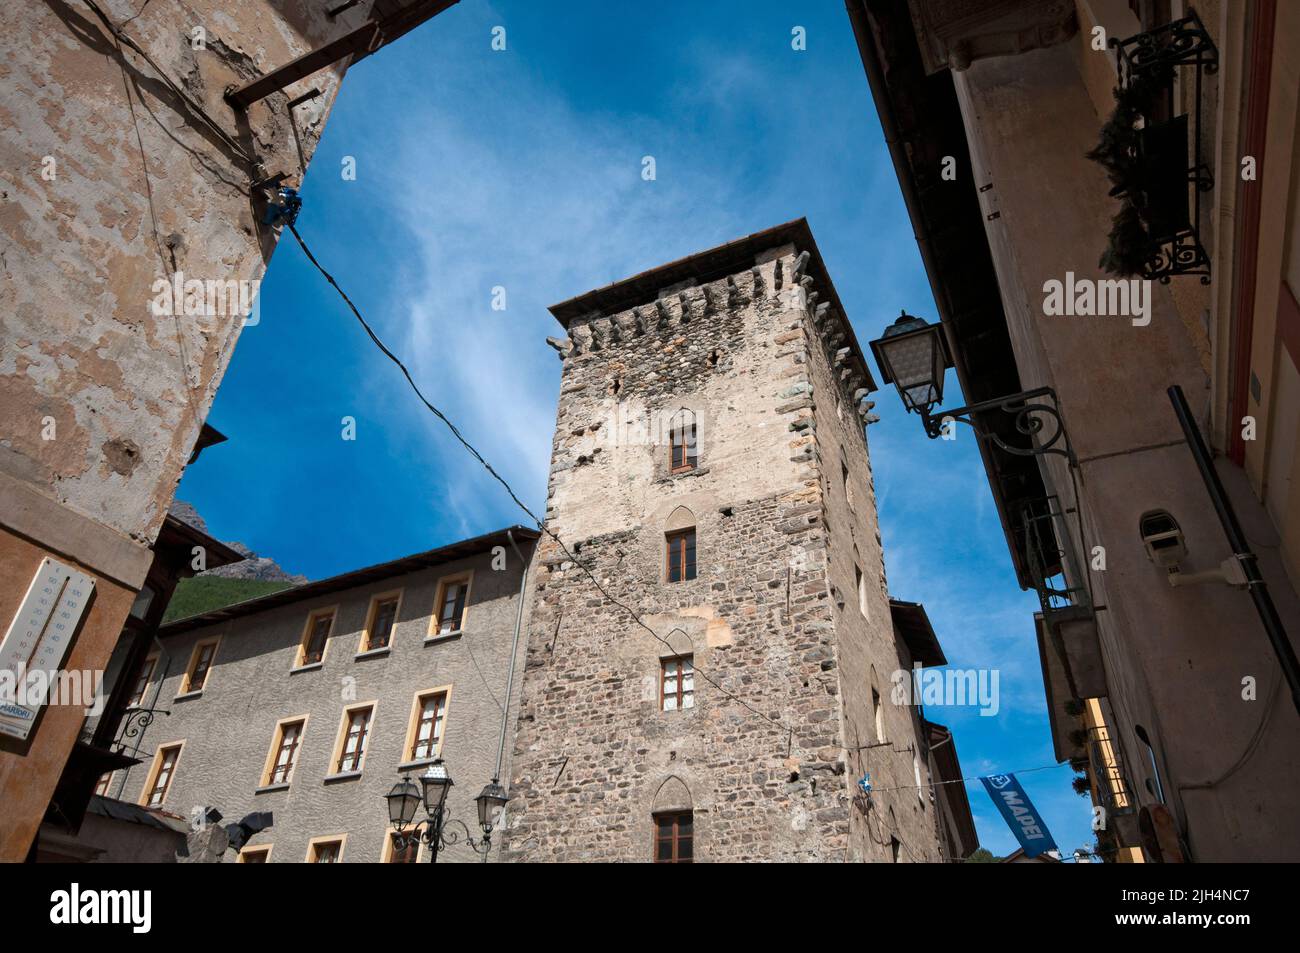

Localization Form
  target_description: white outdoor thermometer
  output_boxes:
[0,557,95,741]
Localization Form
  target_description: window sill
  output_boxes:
[290,662,323,674]
[173,689,204,702]
[255,782,291,795]
[424,630,463,645]
[655,466,710,484]
[397,757,441,772]
[324,770,363,784]
[354,646,391,661]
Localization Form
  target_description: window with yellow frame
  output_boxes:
[179,637,220,695]
[295,606,337,669]
[429,573,472,637]
[359,590,403,653]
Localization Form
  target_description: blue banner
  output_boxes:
[981,773,1058,858]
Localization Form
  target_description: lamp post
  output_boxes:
[868,311,1076,464]
[384,758,510,863]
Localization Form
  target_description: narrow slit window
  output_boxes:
[666,529,697,583]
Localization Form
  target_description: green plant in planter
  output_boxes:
[1072,773,1092,797]
[1069,755,1090,772]
[1086,68,1175,276]
[1063,698,1086,717]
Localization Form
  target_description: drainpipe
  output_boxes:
[490,530,531,837]
[112,634,172,802]
[1167,385,1300,719]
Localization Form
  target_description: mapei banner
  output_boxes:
[981,773,1059,858]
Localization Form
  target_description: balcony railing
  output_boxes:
[1106,11,1219,283]
[1018,494,1090,618]
[1087,724,1136,815]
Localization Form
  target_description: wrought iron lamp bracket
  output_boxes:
[919,386,1078,468]
[393,806,492,858]
[115,705,170,758]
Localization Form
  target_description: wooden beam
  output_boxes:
[225,0,458,109]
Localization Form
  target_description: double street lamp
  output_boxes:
[384,758,509,863]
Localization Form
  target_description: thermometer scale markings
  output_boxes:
[0,558,96,741]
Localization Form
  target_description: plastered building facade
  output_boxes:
[852,0,1300,861]
[107,529,536,863]
[502,221,955,862]
[0,0,434,861]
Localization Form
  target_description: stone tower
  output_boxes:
[502,219,947,862]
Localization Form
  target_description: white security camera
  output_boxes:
[1139,510,1187,570]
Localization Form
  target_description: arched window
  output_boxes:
[660,629,694,712]
[652,777,694,864]
[665,506,697,582]
[668,409,698,473]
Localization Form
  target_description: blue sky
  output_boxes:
[179,0,1092,858]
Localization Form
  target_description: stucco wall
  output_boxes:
[954,40,1300,861]
[110,542,533,863]
[0,0,353,548]
[0,0,359,861]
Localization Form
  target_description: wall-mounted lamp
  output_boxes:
[868,311,1076,465]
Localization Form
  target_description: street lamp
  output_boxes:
[868,310,953,417]
[384,758,508,863]
[867,311,1076,463]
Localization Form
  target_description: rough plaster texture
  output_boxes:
[955,42,1300,861]
[0,0,353,547]
[111,542,533,863]
[0,0,363,864]
[502,240,946,862]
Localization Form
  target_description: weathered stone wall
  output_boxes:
[111,541,533,863]
[503,237,945,862]
[799,275,944,862]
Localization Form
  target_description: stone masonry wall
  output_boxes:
[799,272,944,862]
[502,239,945,861]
